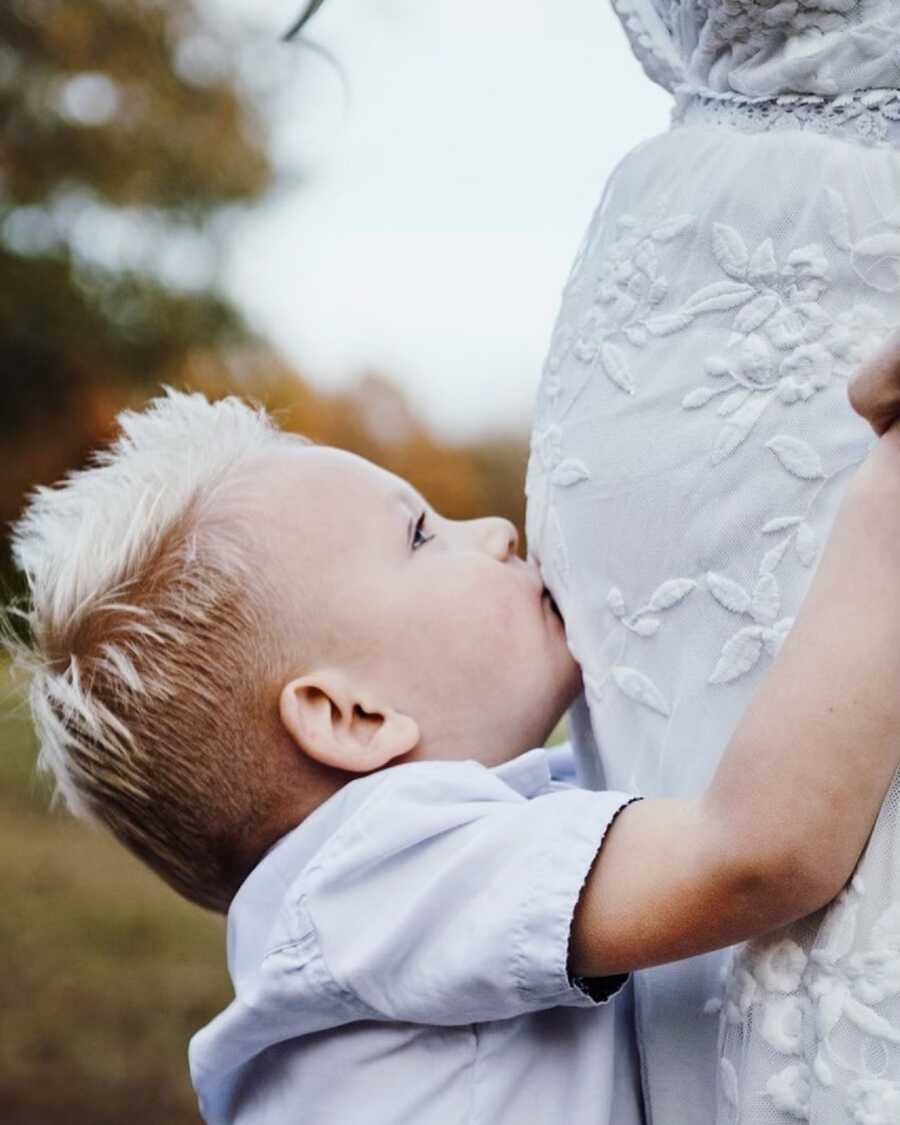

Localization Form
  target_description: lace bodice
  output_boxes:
[614,0,900,100]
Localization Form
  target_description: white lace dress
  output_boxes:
[525,3,900,1123]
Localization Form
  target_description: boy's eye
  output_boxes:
[411,511,434,551]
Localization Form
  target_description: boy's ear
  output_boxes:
[278,670,420,774]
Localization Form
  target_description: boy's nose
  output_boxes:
[472,517,519,561]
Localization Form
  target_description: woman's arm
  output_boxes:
[571,338,900,978]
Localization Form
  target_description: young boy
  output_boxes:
[9,338,900,1124]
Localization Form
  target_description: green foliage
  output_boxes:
[0,247,246,434]
[1,0,268,209]
[0,662,230,1124]
[0,0,271,436]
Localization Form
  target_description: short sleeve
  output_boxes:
[291,759,637,1026]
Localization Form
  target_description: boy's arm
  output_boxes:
[571,340,900,978]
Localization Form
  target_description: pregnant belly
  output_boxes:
[525,125,899,798]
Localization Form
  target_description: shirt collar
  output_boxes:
[255,748,554,875]
[491,746,555,797]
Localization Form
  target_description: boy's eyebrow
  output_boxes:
[389,485,428,514]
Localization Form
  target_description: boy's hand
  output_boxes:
[849,329,900,436]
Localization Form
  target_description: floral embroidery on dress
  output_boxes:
[706,433,868,685]
[755,939,809,995]
[537,189,890,457]
[531,424,590,489]
[524,421,592,556]
[681,190,894,751]
[824,187,900,294]
[706,565,794,686]
[762,994,806,1057]
[680,220,889,462]
[531,188,891,734]
[603,666,671,716]
[607,577,697,637]
[541,326,574,406]
[806,881,900,1088]
[561,199,696,398]
[846,1077,900,1124]
[713,937,809,1025]
[715,876,900,1120]
[767,1062,812,1121]
[713,939,813,1119]
[588,577,697,716]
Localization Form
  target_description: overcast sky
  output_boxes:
[211,0,671,438]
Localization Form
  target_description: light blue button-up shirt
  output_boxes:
[189,747,643,1124]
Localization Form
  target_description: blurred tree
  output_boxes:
[0,0,270,542]
[0,0,531,588]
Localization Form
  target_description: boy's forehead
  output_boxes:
[234,445,403,660]
[270,443,409,504]
[249,444,417,569]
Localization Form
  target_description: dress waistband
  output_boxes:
[672,86,900,149]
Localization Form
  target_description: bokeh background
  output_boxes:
[0,0,667,1120]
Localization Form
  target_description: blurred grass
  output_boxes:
[0,660,570,1125]
[0,662,231,1125]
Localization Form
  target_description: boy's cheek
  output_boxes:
[459,583,521,651]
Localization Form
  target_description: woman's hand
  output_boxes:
[849,329,900,436]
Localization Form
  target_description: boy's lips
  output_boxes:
[524,558,564,625]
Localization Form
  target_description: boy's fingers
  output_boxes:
[848,328,900,436]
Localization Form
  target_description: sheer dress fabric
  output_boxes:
[526,2,900,1123]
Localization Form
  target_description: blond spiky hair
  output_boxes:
[7,389,301,912]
